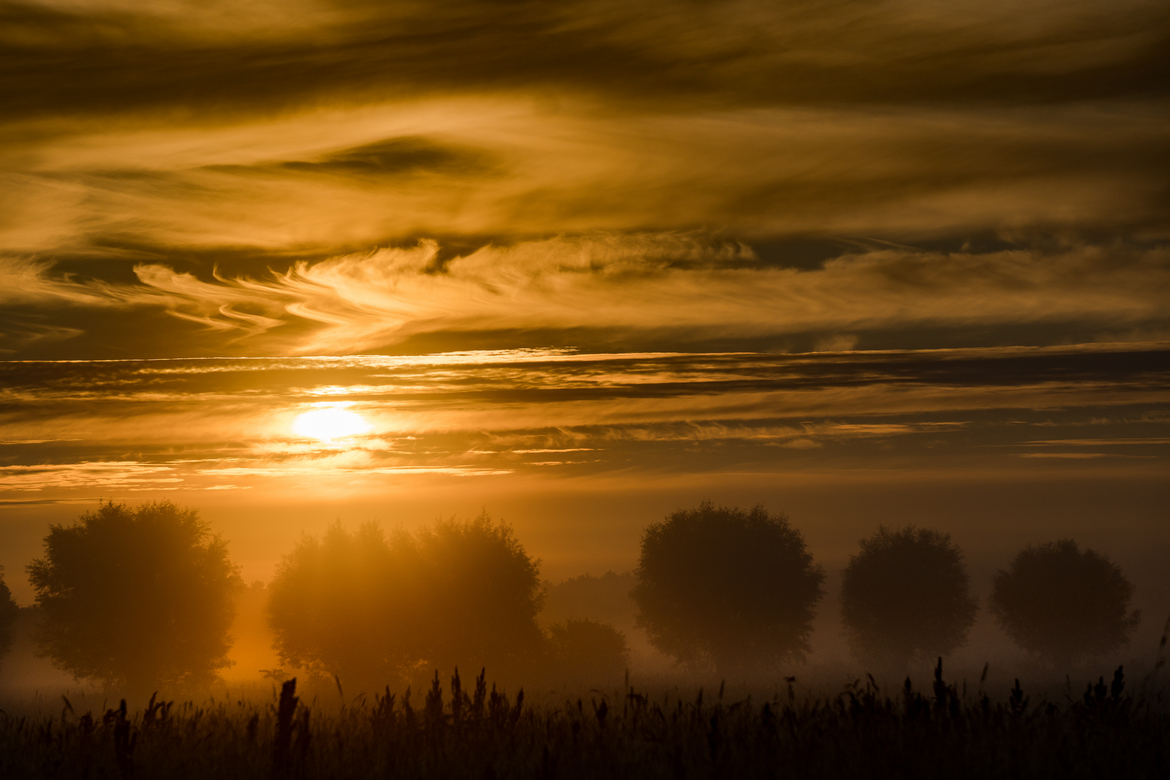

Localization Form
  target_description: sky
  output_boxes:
[0,0,1167,658]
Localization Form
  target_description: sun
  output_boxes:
[292,405,371,442]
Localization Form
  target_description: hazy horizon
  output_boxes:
[1,0,1168,693]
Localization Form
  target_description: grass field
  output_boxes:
[2,661,1167,779]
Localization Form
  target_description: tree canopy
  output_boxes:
[631,502,825,674]
[26,501,241,694]
[267,513,544,690]
[410,515,545,673]
[840,526,977,667]
[266,522,415,688]
[991,539,1139,668]
[0,567,19,664]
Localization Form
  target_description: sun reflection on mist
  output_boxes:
[292,405,371,442]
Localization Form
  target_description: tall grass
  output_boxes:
[2,660,1167,779]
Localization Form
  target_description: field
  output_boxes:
[2,662,1167,779]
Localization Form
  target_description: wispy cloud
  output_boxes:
[0,0,1164,360]
[0,461,181,491]
[5,100,1168,258]
[241,238,1165,354]
[0,256,120,306]
[0,346,1164,498]
[3,235,1167,355]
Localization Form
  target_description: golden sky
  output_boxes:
[0,0,1167,617]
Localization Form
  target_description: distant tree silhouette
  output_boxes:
[26,501,242,694]
[410,514,545,674]
[632,502,825,673]
[840,526,977,667]
[267,513,544,689]
[991,539,1140,667]
[542,571,637,635]
[0,567,19,663]
[546,618,628,683]
[267,523,417,688]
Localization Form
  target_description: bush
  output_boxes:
[546,618,629,683]
[631,502,824,674]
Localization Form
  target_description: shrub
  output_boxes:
[546,618,629,683]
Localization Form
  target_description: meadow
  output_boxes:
[2,662,1167,779]
[3,501,1167,778]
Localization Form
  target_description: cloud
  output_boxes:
[132,264,286,335]
[1019,438,1170,446]
[0,460,181,491]
[1,0,1166,120]
[112,236,1169,354]
[0,256,113,305]
[0,0,1166,360]
[2,343,1163,444]
[261,136,494,178]
[2,233,1168,356]
[0,345,1164,497]
[2,95,1166,270]
[814,334,859,353]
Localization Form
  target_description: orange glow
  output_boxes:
[292,405,371,442]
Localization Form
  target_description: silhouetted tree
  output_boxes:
[411,514,545,674]
[840,526,977,667]
[542,571,637,634]
[0,567,19,663]
[26,501,242,694]
[991,539,1140,668]
[267,513,544,689]
[546,618,629,683]
[267,523,417,688]
[632,502,825,673]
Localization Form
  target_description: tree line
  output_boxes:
[0,500,1142,694]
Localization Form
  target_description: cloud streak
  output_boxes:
[5,234,1164,355]
[0,345,1163,502]
[2,0,1167,118]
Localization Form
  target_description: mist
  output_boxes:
[1,0,1167,773]
[1,496,1164,712]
